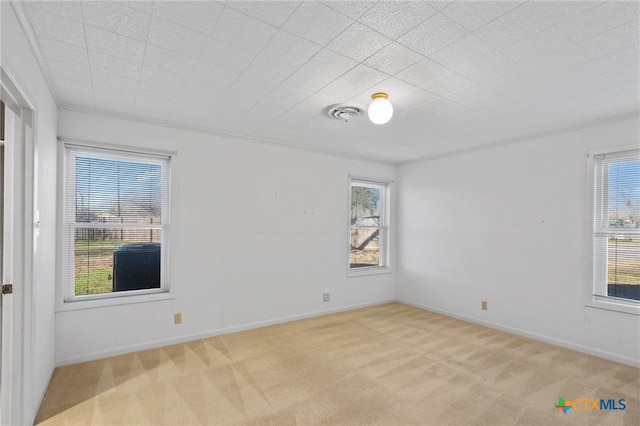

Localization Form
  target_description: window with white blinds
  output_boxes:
[593,149,640,303]
[63,144,171,301]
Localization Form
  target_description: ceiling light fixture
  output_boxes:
[368,92,393,125]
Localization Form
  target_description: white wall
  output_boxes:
[397,116,640,366]
[56,109,396,364]
[1,2,58,423]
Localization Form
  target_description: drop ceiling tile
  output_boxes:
[578,21,640,60]
[283,49,357,95]
[190,59,248,87]
[315,64,387,101]
[25,7,86,47]
[426,2,453,12]
[56,82,94,107]
[414,97,472,119]
[115,1,153,14]
[430,34,515,81]
[23,0,83,21]
[478,69,532,96]
[239,31,322,86]
[191,38,256,82]
[91,70,138,92]
[270,85,313,107]
[441,1,523,31]
[363,42,424,75]
[445,84,504,111]
[540,61,606,92]
[594,45,640,73]
[395,58,451,88]
[327,23,392,62]
[93,86,136,114]
[531,44,592,74]
[228,1,300,28]
[399,13,469,56]
[148,17,211,58]
[38,38,89,68]
[211,8,279,54]
[260,94,332,138]
[81,1,150,41]
[133,97,173,122]
[137,80,181,102]
[226,76,281,103]
[474,2,554,50]
[282,2,353,45]
[582,71,627,94]
[152,1,224,34]
[608,63,640,85]
[227,97,294,135]
[85,25,146,62]
[143,44,197,76]
[180,78,229,100]
[88,51,141,80]
[534,1,602,24]
[48,60,92,87]
[358,1,438,39]
[560,1,640,43]
[423,72,474,97]
[322,1,375,19]
[499,26,574,65]
[139,65,189,91]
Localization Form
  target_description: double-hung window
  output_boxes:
[349,178,390,274]
[63,143,171,302]
[592,149,640,307]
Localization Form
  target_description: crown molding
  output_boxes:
[10,0,61,106]
[58,104,397,166]
[400,110,640,166]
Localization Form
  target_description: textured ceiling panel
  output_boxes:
[326,22,391,62]
[19,0,640,163]
[363,42,424,75]
[152,0,223,34]
[359,1,437,39]
[282,2,352,45]
[227,1,299,27]
[441,1,523,31]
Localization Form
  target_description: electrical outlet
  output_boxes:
[323,292,330,302]
[481,301,488,311]
[174,313,182,324]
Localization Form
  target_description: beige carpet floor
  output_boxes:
[36,303,639,425]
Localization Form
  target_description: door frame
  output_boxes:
[1,61,35,426]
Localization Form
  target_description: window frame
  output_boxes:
[586,146,640,316]
[59,140,175,309]
[348,177,391,277]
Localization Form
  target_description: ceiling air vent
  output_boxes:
[327,105,362,122]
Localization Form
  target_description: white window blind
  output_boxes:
[64,145,170,301]
[593,150,640,302]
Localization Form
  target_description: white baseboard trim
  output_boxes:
[28,366,55,425]
[56,298,395,366]
[397,299,640,368]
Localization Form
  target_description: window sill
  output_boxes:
[348,266,392,277]
[57,290,175,312]
[586,296,640,316]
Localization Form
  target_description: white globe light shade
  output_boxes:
[368,95,393,125]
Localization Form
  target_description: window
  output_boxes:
[63,144,170,302]
[349,178,389,273]
[592,149,640,306]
